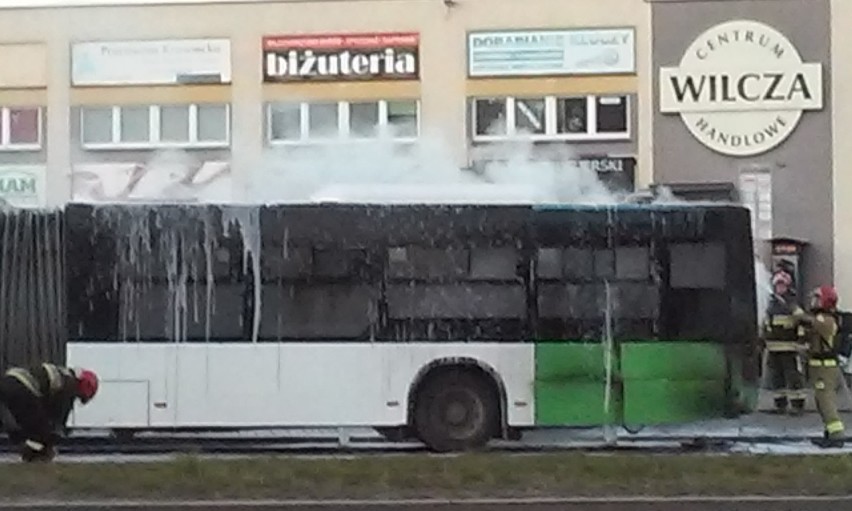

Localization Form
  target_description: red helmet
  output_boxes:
[76,368,99,404]
[812,285,839,310]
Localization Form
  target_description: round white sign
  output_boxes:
[659,20,823,157]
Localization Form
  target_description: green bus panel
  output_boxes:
[621,342,727,425]
[534,342,619,426]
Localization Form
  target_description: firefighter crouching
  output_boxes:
[0,363,98,462]
[763,271,808,414]
[795,286,845,448]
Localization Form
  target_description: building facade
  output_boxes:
[649,0,833,298]
[1,0,852,300]
[0,0,649,208]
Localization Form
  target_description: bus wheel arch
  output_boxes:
[407,358,506,452]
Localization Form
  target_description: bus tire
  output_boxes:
[413,368,499,453]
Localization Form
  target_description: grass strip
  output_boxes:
[4,452,852,500]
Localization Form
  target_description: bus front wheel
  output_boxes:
[413,368,499,452]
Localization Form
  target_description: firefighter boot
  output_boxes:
[20,440,55,463]
[812,436,845,448]
[773,396,788,413]
[790,398,806,416]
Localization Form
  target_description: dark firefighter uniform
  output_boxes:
[0,363,95,462]
[794,286,845,448]
[763,294,808,414]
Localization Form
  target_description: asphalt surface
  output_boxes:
[2,498,850,511]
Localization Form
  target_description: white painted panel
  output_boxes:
[71,380,149,428]
[68,342,535,429]
[68,343,178,427]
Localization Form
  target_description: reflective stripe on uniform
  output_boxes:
[772,316,795,327]
[810,359,838,367]
[827,420,844,434]
[766,341,807,351]
[5,368,41,397]
[24,439,44,452]
[42,363,65,393]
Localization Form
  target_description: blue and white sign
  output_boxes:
[71,38,231,86]
[468,28,635,77]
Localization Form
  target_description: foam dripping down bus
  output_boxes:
[56,188,759,452]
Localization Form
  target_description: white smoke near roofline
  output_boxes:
[67,115,768,330]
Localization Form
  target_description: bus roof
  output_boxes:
[308,183,563,205]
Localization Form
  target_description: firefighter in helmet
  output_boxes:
[0,363,99,462]
[795,285,845,448]
[762,270,808,414]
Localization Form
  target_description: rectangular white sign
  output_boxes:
[71,38,231,86]
[468,28,635,77]
[659,64,823,113]
[0,165,45,208]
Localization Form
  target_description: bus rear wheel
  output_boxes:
[413,368,499,453]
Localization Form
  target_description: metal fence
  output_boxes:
[0,208,65,371]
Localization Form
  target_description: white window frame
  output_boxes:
[471,95,631,143]
[81,104,231,151]
[0,106,43,152]
[267,99,421,146]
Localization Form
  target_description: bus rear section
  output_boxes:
[529,204,759,430]
[64,202,759,451]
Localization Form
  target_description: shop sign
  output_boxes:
[567,156,636,192]
[467,28,635,77]
[263,32,419,82]
[71,39,232,86]
[659,20,823,157]
[0,166,45,207]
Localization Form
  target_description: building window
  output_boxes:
[0,107,42,151]
[80,103,230,150]
[471,95,630,142]
[267,99,420,145]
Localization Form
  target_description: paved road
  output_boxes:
[2,498,850,511]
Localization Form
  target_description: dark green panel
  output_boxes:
[534,342,620,426]
[621,342,726,380]
[623,380,727,424]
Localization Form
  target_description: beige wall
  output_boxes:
[0,0,649,206]
[833,0,852,303]
[0,43,47,89]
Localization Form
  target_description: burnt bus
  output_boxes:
[60,201,758,450]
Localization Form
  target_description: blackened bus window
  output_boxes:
[469,248,519,280]
[562,248,594,281]
[388,247,469,280]
[669,243,726,289]
[616,246,650,281]
[312,249,362,278]
[536,248,562,279]
[594,249,616,279]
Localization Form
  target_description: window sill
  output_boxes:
[268,137,419,147]
[0,144,42,152]
[81,141,231,151]
[472,133,631,143]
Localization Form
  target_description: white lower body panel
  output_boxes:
[67,342,535,429]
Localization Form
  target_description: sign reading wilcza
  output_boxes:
[659,20,823,157]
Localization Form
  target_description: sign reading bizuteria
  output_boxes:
[659,20,823,157]
[263,32,419,82]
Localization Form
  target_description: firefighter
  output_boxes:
[795,286,845,448]
[762,270,808,414]
[0,363,99,462]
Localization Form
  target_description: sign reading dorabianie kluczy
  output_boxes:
[263,32,419,82]
[659,20,823,157]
